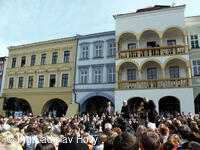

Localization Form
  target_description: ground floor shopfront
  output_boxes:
[0,88,78,117]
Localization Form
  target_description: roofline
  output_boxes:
[76,30,115,40]
[113,5,186,19]
[8,36,75,50]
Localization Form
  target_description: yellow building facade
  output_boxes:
[1,37,78,117]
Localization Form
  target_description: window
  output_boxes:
[49,75,56,87]
[41,53,46,65]
[11,57,16,68]
[52,52,58,64]
[18,77,24,88]
[81,45,89,59]
[147,68,157,79]
[190,35,199,48]
[94,69,102,83]
[62,74,68,87]
[30,55,36,66]
[193,60,200,76]
[38,75,44,88]
[28,76,34,88]
[108,67,115,83]
[80,70,88,84]
[147,41,156,48]
[64,51,70,63]
[108,41,116,57]
[127,69,136,80]
[9,77,14,89]
[170,66,179,78]
[128,43,136,49]
[167,40,176,46]
[95,44,102,57]
[21,56,26,67]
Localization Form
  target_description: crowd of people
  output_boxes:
[0,97,200,150]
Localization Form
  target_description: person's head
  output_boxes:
[136,125,147,142]
[161,138,180,150]
[140,101,144,106]
[104,123,112,131]
[107,102,111,106]
[113,132,139,150]
[160,126,170,136]
[168,134,182,146]
[179,125,191,139]
[123,100,127,106]
[143,97,149,103]
[97,133,107,144]
[140,130,161,150]
[35,143,56,150]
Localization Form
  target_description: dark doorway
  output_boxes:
[83,96,114,116]
[4,97,32,116]
[43,99,68,117]
[159,96,180,114]
[128,97,143,113]
[195,94,200,114]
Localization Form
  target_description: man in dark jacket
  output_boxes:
[121,100,130,119]
[58,126,89,150]
[143,97,157,129]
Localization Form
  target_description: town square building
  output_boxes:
[186,15,200,113]
[0,37,78,117]
[74,31,116,115]
[114,5,194,114]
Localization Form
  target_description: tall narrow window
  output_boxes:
[170,66,179,78]
[147,68,157,79]
[11,57,16,68]
[41,53,46,65]
[28,76,34,88]
[95,44,102,57]
[21,56,26,67]
[38,75,44,88]
[193,60,200,76]
[30,55,36,66]
[108,42,116,57]
[82,45,88,59]
[191,35,199,48]
[64,51,70,63]
[62,74,68,87]
[128,43,136,49]
[18,77,24,88]
[108,67,115,83]
[94,69,101,83]
[9,77,14,89]
[80,70,88,84]
[127,69,136,80]
[49,75,56,87]
[52,52,58,64]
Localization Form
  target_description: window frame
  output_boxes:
[127,69,136,80]
[62,74,68,87]
[11,57,16,68]
[18,76,24,89]
[192,59,200,76]
[30,55,36,66]
[9,77,14,89]
[147,68,157,79]
[190,34,199,49]
[41,53,46,65]
[169,66,180,78]
[52,52,58,64]
[64,50,70,63]
[28,76,34,88]
[38,75,44,88]
[49,74,56,87]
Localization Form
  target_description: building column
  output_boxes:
[116,71,119,89]
[186,66,192,87]
[57,69,61,87]
[116,42,119,59]
[162,67,166,88]
[138,69,142,88]
[184,35,189,53]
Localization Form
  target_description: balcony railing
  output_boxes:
[118,78,191,90]
[118,45,188,59]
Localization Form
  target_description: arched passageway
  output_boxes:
[43,99,68,117]
[82,96,114,116]
[159,96,180,115]
[3,97,32,117]
[128,97,144,113]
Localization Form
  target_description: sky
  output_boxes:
[0,0,200,55]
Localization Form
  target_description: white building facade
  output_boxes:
[74,31,116,115]
[114,5,194,114]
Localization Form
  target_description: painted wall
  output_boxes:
[115,88,194,114]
